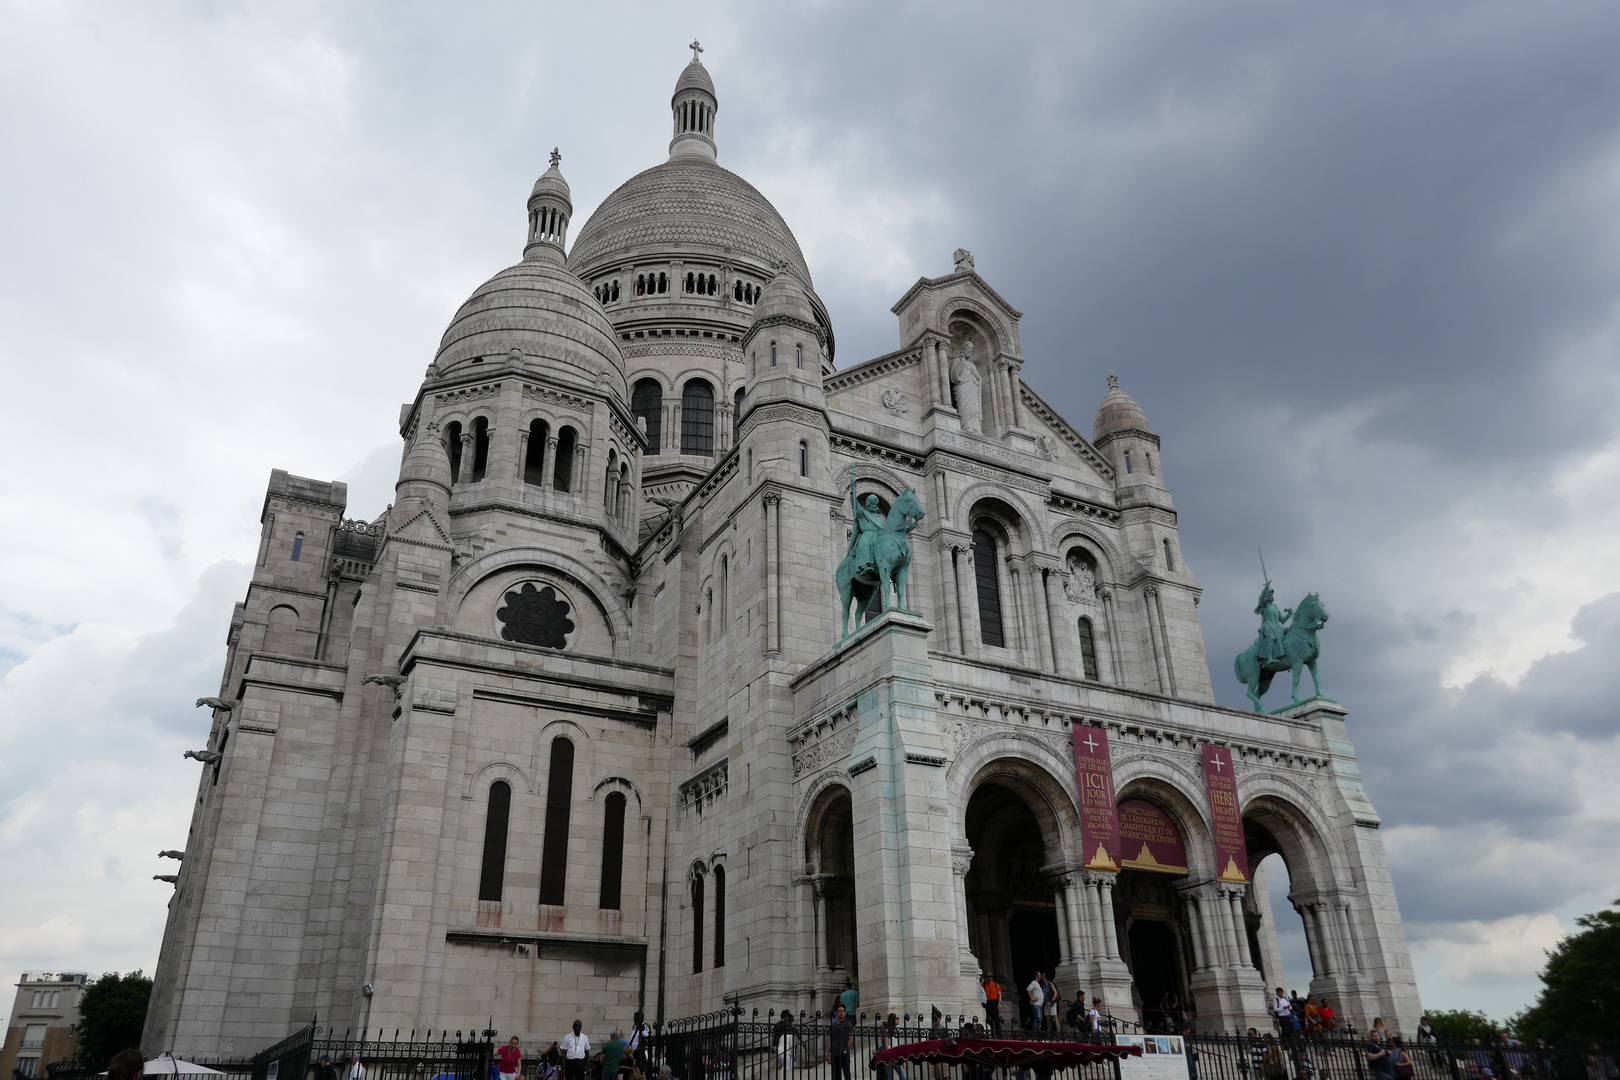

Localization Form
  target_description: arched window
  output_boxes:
[691,870,706,973]
[733,281,742,301]
[1078,617,1100,681]
[732,387,745,443]
[972,529,1005,648]
[538,738,575,906]
[686,272,695,294]
[658,272,668,294]
[618,462,630,524]
[795,343,803,369]
[769,340,777,367]
[713,864,726,968]
[1163,537,1175,571]
[445,421,464,483]
[1146,451,1155,476]
[720,555,729,629]
[681,379,714,456]
[479,780,511,901]
[599,791,626,910]
[604,449,618,509]
[632,379,662,456]
[1124,451,1133,474]
[746,283,754,303]
[799,440,808,477]
[553,427,576,491]
[470,417,490,482]
[290,532,304,562]
[610,280,620,301]
[707,274,717,296]
[524,419,549,486]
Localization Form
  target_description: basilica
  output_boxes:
[143,52,1422,1056]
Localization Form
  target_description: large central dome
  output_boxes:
[567,157,812,285]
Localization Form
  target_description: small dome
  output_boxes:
[1094,371,1151,442]
[531,156,572,204]
[674,59,715,99]
[435,260,626,396]
[752,271,817,326]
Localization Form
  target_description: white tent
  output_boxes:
[145,1058,224,1075]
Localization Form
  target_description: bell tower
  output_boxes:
[669,41,718,161]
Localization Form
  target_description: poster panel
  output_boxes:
[1118,799,1189,874]
[1201,744,1250,883]
[1117,1035,1191,1080]
[1070,724,1120,871]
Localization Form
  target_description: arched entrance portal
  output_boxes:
[1115,798,1193,1030]
[966,782,1061,1028]
[807,785,859,985]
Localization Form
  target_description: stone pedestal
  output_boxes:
[792,609,972,1017]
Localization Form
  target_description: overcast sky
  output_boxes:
[3,1,1619,1024]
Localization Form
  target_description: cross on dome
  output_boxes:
[689,39,703,62]
[550,147,561,168]
[1108,371,1119,390]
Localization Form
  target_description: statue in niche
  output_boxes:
[950,341,983,434]
[1065,554,1097,602]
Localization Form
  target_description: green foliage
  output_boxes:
[76,971,152,1066]
[1516,899,1620,1043]
[1425,1009,1502,1039]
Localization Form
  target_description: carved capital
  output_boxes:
[763,492,781,509]
[1144,585,1159,599]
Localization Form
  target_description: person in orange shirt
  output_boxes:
[981,974,1003,1032]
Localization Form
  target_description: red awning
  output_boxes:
[871,1038,1140,1074]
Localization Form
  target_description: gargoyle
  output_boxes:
[183,750,222,764]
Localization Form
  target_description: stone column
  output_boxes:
[764,493,781,656]
[574,441,587,496]
[1043,567,1074,677]
[923,342,941,408]
[1143,587,1172,694]
[953,845,978,975]
[995,555,1021,657]
[956,545,982,659]
[516,428,530,482]
[1010,564,1036,667]
[544,436,559,490]
[1096,874,1121,961]
[1337,901,1364,975]
[1100,589,1125,687]
[1227,887,1255,968]
[1031,565,1057,673]
[1185,895,1208,970]
[1063,879,1086,966]
[934,342,951,407]
[811,878,826,970]
[937,542,962,655]
[1007,364,1024,429]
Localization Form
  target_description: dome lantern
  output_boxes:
[524,148,573,263]
[669,41,718,162]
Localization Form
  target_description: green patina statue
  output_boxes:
[1234,582,1331,711]
[837,472,925,638]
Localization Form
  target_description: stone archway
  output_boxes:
[805,784,859,986]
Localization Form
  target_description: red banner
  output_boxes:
[1071,725,1121,872]
[1201,744,1249,883]
[1118,799,1188,875]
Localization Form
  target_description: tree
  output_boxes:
[1516,899,1620,1043]
[76,971,152,1066]
[1426,1009,1501,1039]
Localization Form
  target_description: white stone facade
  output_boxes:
[143,55,1422,1057]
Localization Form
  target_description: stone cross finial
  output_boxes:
[953,248,974,273]
[550,147,561,168]
[689,39,704,62]
[1107,370,1119,390]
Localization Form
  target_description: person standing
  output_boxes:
[1272,989,1294,1036]
[602,1030,630,1080]
[628,1014,652,1061]
[773,1008,797,1074]
[827,1003,854,1080]
[564,1020,591,1080]
[1026,972,1044,1032]
[982,975,1002,1033]
[878,1014,906,1080]
[1366,1032,1396,1080]
[1044,981,1060,1032]
[540,1043,563,1080]
[840,981,860,1020]
[929,1008,950,1080]
[498,1037,525,1080]
[349,1055,365,1080]
[314,1055,338,1080]
[1088,998,1104,1036]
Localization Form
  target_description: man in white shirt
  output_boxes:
[1088,998,1104,1035]
[1026,972,1044,1031]
[562,1020,591,1080]
[1272,988,1294,1034]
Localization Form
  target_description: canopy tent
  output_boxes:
[872,1038,1140,1077]
[144,1058,224,1075]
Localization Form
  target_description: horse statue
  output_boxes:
[1234,590,1330,712]
[836,480,926,639]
